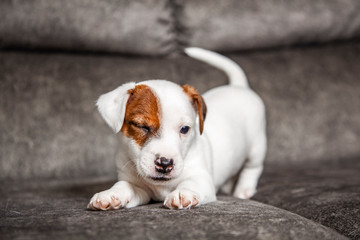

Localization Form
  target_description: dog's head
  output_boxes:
[97,80,206,185]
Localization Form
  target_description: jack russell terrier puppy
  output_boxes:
[87,48,266,210]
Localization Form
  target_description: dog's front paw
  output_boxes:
[87,189,131,211]
[164,189,199,210]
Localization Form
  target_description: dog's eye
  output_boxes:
[180,126,190,134]
[140,126,150,133]
[130,121,151,133]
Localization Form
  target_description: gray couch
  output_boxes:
[1,1,360,239]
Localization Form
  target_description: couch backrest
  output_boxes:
[1,0,360,55]
[1,42,360,180]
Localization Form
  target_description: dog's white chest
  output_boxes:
[147,185,173,201]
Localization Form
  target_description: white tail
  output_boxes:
[184,47,249,88]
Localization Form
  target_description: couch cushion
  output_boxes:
[2,1,360,55]
[1,42,359,180]
[253,158,360,239]
[0,179,347,239]
[178,0,360,51]
[0,0,175,56]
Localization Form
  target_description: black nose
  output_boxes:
[154,157,174,174]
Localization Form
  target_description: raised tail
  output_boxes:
[184,47,249,88]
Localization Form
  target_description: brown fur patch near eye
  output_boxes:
[121,84,160,147]
[182,85,207,134]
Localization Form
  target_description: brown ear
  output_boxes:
[182,85,207,134]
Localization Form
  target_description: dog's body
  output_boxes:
[88,48,266,210]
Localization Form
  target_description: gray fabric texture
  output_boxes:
[177,0,360,52]
[0,180,348,240]
[2,1,360,55]
[0,0,175,56]
[254,158,360,239]
[1,42,359,180]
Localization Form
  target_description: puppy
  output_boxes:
[87,48,266,210]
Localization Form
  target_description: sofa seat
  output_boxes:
[0,174,348,240]
[254,158,360,239]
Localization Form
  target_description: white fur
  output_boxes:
[88,48,266,210]
[96,82,136,133]
[185,47,248,87]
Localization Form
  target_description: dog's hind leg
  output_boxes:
[233,132,266,199]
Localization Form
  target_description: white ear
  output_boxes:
[96,82,136,133]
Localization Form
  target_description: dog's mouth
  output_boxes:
[150,177,172,181]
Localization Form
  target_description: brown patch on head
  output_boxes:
[121,84,160,147]
[182,85,207,134]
